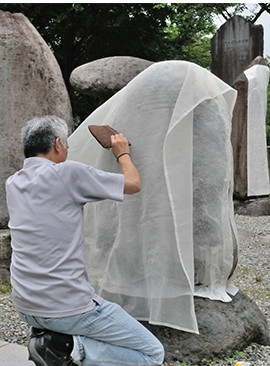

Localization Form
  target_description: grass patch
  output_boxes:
[163,350,249,365]
[0,280,12,294]
[199,350,248,365]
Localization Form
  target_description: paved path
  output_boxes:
[0,340,34,366]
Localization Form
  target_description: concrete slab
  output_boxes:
[0,341,34,366]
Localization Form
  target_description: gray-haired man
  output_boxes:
[6,116,164,366]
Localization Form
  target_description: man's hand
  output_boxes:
[111,133,130,158]
[110,133,141,194]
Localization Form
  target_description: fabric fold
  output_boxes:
[245,64,270,197]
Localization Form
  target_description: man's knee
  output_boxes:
[148,338,165,365]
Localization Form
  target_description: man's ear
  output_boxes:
[54,137,62,154]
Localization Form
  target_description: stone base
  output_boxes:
[234,197,270,216]
[141,291,269,364]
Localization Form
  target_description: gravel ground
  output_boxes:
[1,214,270,365]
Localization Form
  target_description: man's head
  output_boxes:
[21,116,69,163]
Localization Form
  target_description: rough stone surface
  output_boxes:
[0,230,11,261]
[0,265,10,284]
[142,291,269,365]
[0,10,73,229]
[234,197,270,216]
[231,65,249,199]
[211,15,263,86]
[0,230,11,284]
[70,56,153,101]
[231,56,268,199]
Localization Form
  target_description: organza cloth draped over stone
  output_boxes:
[245,64,270,197]
[68,61,238,333]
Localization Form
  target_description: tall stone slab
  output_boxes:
[211,15,263,86]
[0,11,74,228]
[231,68,249,198]
[231,56,270,199]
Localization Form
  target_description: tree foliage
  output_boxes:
[0,3,251,122]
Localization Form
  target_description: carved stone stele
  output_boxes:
[211,15,263,86]
[231,56,268,199]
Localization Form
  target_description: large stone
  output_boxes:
[0,11,74,229]
[68,61,239,333]
[142,291,269,364]
[0,230,11,284]
[70,56,153,101]
[68,60,269,362]
[231,56,269,199]
[211,15,263,86]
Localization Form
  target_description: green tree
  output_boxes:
[0,3,248,122]
[0,3,176,121]
[160,3,248,68]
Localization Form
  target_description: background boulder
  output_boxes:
[70,56,153,102]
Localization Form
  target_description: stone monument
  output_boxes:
[0,11,73,229]
[231,56,270,199]
[68,60,269,363]
[211,15,264,86]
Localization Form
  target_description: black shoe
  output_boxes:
[58,356,78,366]
[28,327,77,366]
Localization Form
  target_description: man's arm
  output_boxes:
[111,133,141,194]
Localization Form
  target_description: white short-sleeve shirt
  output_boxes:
[5,157,124,317]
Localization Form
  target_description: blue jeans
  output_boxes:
[19,300,164,366]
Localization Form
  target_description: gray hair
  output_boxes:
[21,115,69,158]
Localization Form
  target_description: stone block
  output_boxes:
[0,230,11,261]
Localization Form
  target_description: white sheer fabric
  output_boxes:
[68,61,238,333]
[245,64,270,197]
